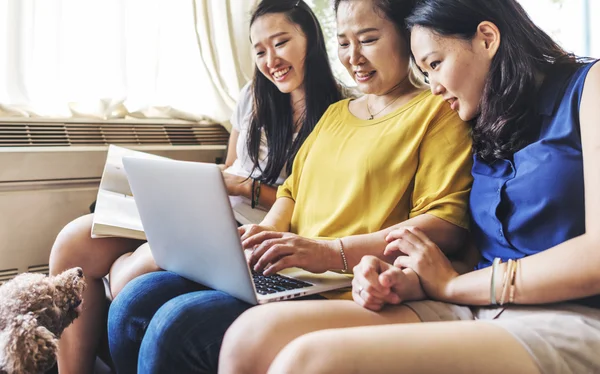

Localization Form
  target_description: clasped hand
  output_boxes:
[238,225,336,276]
[353,226,463,310]
[383,226,460,301]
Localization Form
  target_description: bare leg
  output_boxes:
[269,321,540,374]
[49,214,144,374]
[109,242,160,298]
[219,300,421,374]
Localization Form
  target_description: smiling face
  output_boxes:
[250,13,308,96]
[411,25,497,121]
[336,0,410,95]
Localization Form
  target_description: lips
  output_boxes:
[354,70,375,82]
[272,67,292,81]
[446,98,459,111]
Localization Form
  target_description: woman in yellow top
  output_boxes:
[108,0,473,373]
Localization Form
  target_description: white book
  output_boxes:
[91,145,267,240]
[91,145,165,241]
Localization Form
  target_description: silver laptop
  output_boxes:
[122,157,352,305]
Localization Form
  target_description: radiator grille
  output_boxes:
[0,268,18,285]
[0,265,51,285]
[0,122,229,147]
[27,264,50,275]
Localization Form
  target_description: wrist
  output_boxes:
[238,178,253,199]
[441,271,461,302]
[401,268,426,301]
[325,239,346,271]
[258,221,279,232]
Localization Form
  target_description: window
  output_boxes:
[307,0,354,86]
[520,0,599,58]
[309,0,600,87]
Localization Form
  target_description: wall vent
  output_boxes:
[27,264,50,275]
[0,122,229,147]
[0,268,18,285]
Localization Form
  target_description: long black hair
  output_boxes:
[406,0,585,161]
[247,0,341,185]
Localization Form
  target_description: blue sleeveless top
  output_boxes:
[470,61,598,306]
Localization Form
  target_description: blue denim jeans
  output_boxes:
[107,271,252,374]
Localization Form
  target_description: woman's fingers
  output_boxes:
[253,243,295,273]
[263,254,297,276]
[384,237,418,257]
[248,236,287,267]
[239,224,276,242]
[352,277,386,311]
[405,226,436,247]
[353,257,391,297]
[243,230,283,250]
[385,227,425,245]
[393,255,412,270]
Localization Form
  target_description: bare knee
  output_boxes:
[108,244,159,298]
[220,306,288,374]
[49,215,95,274]
[49,214,136,279]
[268,332,338,374]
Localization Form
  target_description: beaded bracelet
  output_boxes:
[251,179,261,209]
[338,238,348,273]
[250,178,256,208]
[508,260,519,304]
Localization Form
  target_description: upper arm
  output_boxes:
[410,110,474,229]
[580,62,600,237]
[224,129,240,167]
[227,82,252,167]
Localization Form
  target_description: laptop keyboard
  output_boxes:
[252,271,314,295]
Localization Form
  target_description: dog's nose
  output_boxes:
[77,268,83,278]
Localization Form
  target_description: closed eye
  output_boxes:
[275,40,289,48]
[361,38,377,44]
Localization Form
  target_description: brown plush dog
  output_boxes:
[0,268,86,374]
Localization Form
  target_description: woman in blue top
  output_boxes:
[220,0,600,373]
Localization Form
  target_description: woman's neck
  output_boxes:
[368,74,417,108]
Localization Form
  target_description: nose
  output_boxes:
[348,45,363,67]
[431,82,445,96]
[266,50,280,69]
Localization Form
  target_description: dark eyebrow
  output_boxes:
[253,32,290,49]
[337,27,379,38]
[419,51,438,64]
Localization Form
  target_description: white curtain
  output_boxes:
[0,0,256,124]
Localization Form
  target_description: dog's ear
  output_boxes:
[0,313,58,374]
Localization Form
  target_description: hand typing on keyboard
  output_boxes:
[241,231,342,276]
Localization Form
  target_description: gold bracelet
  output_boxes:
[337,238,348,273]
[490,258,501,305]
[499,259,514,306]
[509,260,519,304]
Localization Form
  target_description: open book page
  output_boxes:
[91,145,165,240]
[100,145,165,196]
[92,190,146,240]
